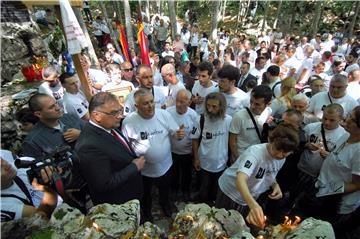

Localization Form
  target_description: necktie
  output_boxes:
[111,130,133,154]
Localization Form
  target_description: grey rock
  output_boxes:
[87,199,141,238]
[285,217,335,239]
[133,221,167,239]
[170,203,250,239]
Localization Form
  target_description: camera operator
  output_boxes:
[1,152,58,222]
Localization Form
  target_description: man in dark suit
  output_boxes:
[75,92,145,205]
[237,62,257,92]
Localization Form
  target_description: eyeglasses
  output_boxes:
[96,109,123,117]
[122,68,133,72]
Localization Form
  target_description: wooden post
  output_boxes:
[54,6,93,101]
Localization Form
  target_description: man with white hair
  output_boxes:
[106,43,124,65]
[167,89,199,201]
[122,89,185,221]
[39,66,65,111]
[161,63,185,107]
[291,94,318,125]
[308,74,358,119]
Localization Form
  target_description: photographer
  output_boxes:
[1,151,58,222]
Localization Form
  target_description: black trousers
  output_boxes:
[171,153,193,194]
[198,168,224,204]
[141,168,172,216]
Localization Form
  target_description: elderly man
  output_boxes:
[122,89,185,221]
[305,75,325,98]
[167,89,199,201]
[291,94,319,126]
[161,63,185,108]
[217,64,249,116]
[121,61,139,88]
[22,93,83,157]
[191,92,232,204]
[75,92,145,205]
[308,74,358,119]
[39,66,65,111]
[124,65,166,116]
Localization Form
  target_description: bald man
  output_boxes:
[161,63,185,107]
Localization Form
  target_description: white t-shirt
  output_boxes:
[347,82,360,102]
[218,143,285,205]
[249,67,265,84]
[199,38,209,52]
[268,78,281,98]
[161,50,175,58]
[191,115,232,172]
[122,109,179,177]
[112,52,124,65]
[221,88,250,117]
[296,57,314,85]
[1,169,43,222]
[298,122,348,177]
[191,80,218,114]
[63,91,89,119]
[167,106,199,155]
[191,32,199,47]
[308,91,359,119]
[123,86,166,116]
[38,81,65,110]
[153,69,164,87]
[230,108,271,156]
[316,134,360,214]
[165,81,186,107]
[270,97,288,118]
[283,56,302,76]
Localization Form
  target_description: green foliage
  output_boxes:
[29,229,54,239]
[53,208,67,220]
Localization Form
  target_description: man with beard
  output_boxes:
[191,92,232,204]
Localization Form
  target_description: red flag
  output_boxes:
[137,22,150,66]
[118,23,130,62]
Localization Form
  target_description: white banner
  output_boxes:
[59,0,88,54]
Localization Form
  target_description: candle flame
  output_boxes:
[92,222,100,231]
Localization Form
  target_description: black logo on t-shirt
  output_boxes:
[140,132,148,140]
[321,105,327,111]
[125,107,130,113]
[206,132,212,139]
[191,127,197,134]
[309,134,318,143]
[77,108,83,114]
[1,210,16,222]
[244,160,252,169]
[255,167,265,179]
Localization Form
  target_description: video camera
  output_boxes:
[15,146,73,187]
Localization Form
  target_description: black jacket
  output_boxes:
[75,123,142,205]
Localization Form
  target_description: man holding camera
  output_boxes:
[75,92,145,206]
[1,151,58,222]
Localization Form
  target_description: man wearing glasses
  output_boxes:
[75,92,145,206]
[121,61,139,88]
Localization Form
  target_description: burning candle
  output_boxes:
[92,222,100,232]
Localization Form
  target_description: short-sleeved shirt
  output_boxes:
[22,114,84,157]
[298,122,348,177]
[219,143,285,205]
[167,106,199,155]
[38,81,65,111]
[308,91,358,119]
[316,134,360,214]
[122,109,179,177]
[230,108,271,156]
[191,114,232,172]
[63,91,89,119]
[1,169,43,222]
[191,80,218,114]
[221,88,249,117]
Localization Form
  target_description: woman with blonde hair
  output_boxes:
[270,77,297,119]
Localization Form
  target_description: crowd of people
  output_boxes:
[1,10,360,239]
